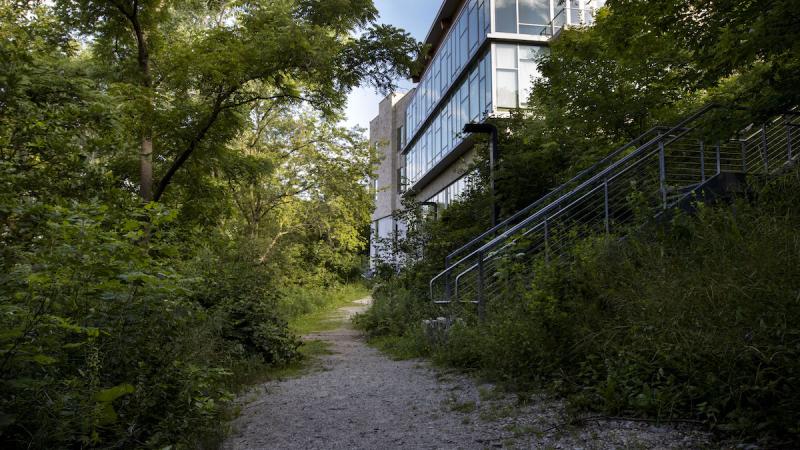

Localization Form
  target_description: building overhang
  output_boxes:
[406,133,476,195]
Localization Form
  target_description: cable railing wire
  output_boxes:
[430,105,800,317]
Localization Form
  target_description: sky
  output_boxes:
[341,0,443,133]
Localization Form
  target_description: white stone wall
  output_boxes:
[369,91,413,270]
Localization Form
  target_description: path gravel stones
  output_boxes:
[223,298,713,450]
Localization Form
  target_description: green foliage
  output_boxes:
[1,1,391,448]
[368,168,800,446]
[0,202,233,448]
[610,0,800,118]
[52,0,421,200]
[364,0,800,447]
[285,283,370,334]
[492,0,799,216]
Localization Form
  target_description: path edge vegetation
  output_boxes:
[360,0,800,447]
[0,1,418,449]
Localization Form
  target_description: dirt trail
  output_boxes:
[223,298,712,450]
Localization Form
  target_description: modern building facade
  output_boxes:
[370,0,604,268]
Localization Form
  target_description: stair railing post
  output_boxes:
[477,251,486,321]
[544,218,550,262]
[443,257,451,303]
[740,139,748,173]
[761,125,770,171]
[716,141,722,175]
[603,178,610,234]
[659,139,667,210]
[699,141,706,183]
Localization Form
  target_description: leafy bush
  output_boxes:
[0,202,232,448]
[216,299,301,366]
[366,168,800,446]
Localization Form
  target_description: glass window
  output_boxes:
[483,53,492,112]
[496,0,555,35]
[495,0,517,33]
[496,44,546,109]
[397,125,405,150]
[478,1,486,38]
[519,0,550,26]
[403,50,492,187]
[469,3,479,51]
[518,46,544,106]
[469,72,479,121]
[519,59,538,106]
[425,175,470,211]
[496,44,518,69]
[403,0,492,145]
[459,18,468,69]
[497,70,519,108]
[570,0,582,24]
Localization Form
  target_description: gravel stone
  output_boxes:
[223,298,715,450]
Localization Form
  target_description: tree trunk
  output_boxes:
[140,137,153,201]
[131,6,154,202]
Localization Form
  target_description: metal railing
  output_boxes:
[430,105,800,313]
[539,5,598,37]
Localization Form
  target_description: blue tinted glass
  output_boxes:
[469,72,479,121]
[495,0,517,33]
[469,4,479,51]
[519,0,550,25]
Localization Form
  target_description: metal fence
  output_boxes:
[430,105,800,315]
[539,4,599,37]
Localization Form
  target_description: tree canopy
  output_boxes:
[51,0,420,201]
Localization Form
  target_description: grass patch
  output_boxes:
[451,400,477,413]
[288,283,369,335]
[479,403,519,422]
[259,339,334,382]
[258,284,369,381]
[367,334,424,360]
[445,395,477,413]
[479,385,505,402]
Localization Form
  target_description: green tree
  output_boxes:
[217,102,377,278]
[610,0,800,116]
[0,2,408,448]
[54,0,421,201]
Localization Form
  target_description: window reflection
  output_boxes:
[519,0,550,27]
[496,44,548,109]
[497,0,552,35]
[404,52,492,187]
[495,0,517,33]
[404,0,490,147]
[427,176,471,210]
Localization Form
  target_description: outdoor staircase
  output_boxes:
[429,105,800,313]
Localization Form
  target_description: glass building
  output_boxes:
[369,0,604,269]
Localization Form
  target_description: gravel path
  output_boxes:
[223,298,713,449]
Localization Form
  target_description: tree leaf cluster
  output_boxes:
[1,1,411,447]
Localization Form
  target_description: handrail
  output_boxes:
[450,122,700,285]
[444,125,671,266]
[467,103,722,257]
[431,104,799,308]
[430,103,725,298]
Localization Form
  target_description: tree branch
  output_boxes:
[153,88,234,201]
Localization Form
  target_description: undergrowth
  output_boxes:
[358,168,800,447]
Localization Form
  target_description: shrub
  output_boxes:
[0,202,293,449]
[367,168,800,446]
